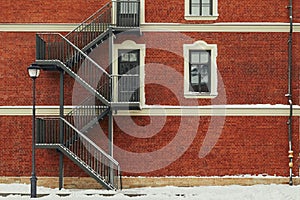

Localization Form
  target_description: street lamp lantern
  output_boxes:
[27,64,41,198]
[27,64,41,79]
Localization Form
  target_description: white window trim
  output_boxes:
[183,41,218,98]
[113,40,146,106]
[184,0,219,20]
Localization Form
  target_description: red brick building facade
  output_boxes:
[1,0,300,188]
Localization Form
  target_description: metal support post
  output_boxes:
[287,0,293,186]
[59,70,64,190]
[108,26,115,186]
[30,77,38,198]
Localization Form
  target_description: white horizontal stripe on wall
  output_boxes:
[0,105,299,116]
[1,23,300,32]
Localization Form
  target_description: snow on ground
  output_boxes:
[1,183,300,200]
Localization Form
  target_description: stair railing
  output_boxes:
[36,33,111,104]
[65,95,109,132]
[65,2,112,50]
[36,117,121,189]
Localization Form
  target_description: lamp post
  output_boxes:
[27,64,41,198]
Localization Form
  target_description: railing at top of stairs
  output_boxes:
[65,2,112,50]
[64,0,140,52]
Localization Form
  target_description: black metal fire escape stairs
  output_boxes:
[33,1,141,190]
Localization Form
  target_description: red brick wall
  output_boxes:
[119,32,298,105]
[4,31,297,106]
[1,0,300,181]
[1,116,297,177]
[0,0,108,23]
[145,0,293,23]
[86,116,300,177]
[0,116,91,177]
[0,32,74,106]
[1,0,299,24]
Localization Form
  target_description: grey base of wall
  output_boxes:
[0,176,298,189]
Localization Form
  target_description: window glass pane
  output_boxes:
[191,65,199,85]
[190,52,200,63]
[200,65,209,83]
[191,7,200,15]
[129,52,137,62]
[200,51,209,63]
[128,3,138,14]
[202,7,211,16]
[121,53,129,61]
[120,0,138,14]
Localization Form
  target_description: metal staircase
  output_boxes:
[34,0,140,190]
[36,117,119,190]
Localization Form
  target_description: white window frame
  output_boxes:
[184,41,218,98]
[184,0,218,20]
[113,40,146,105]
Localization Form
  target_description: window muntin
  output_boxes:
[190,0,212,16]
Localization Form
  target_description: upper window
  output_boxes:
[190,0,212,16]
[184,41,218,98]
[185,0,218,20]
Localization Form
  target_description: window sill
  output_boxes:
[184,15,219,21]
[184,92,218,99]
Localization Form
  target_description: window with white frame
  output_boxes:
[184,41,218,98]
[184,0,218,20]
[113,40,146,105]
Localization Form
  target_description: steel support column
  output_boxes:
[59,70,64,190]
[108,26,114,185]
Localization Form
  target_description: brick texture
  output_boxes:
[110,116,299,177]
[0,32,75,106]
[1,116,296,177]
[145,0,299,23]
[116,32,299,105]
[1,0,300,185]
[1,0,299,24]
[0,0,108,23]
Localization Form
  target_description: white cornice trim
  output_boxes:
[1,22,300,32]
[141,22,300,32]
[0,23,78,32]
[0,106,73,116]
[116,104,300,116]
[1,105,300,116]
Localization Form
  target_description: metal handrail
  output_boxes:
[37,33,110,76]
[111,74,140,102]
[36,117,121,189]
[65,95,109,131]
[61,117,118,165]
[65,2,112,50]
[65,2,111,38]
[36,33,111,102]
